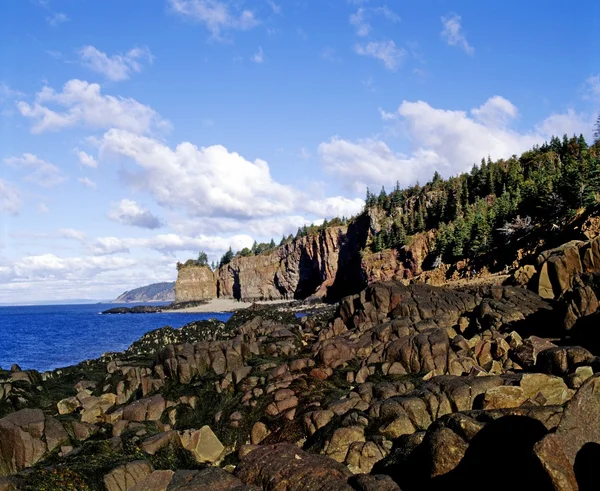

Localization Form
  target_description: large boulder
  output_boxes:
[0,409,68,476]
[235,444,354,491]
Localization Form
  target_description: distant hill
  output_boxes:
[113,282,175,303]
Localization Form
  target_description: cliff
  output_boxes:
[174,265,217,303]
[113,282,175,303]
[217,226,346,302]
[174,215,436,303]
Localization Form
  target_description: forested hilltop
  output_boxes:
[364,133,600,263]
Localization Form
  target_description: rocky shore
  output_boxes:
[3,238,600,489]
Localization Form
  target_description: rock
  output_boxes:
[250,422,270,445]
[142,431,181,455]
[235,444,354,491]
[179,426,224,464]
[536,346,596,376]
[345,441,388,474]
[351,474,402,491]
[533,436,578,491]
[0,409,68,476]
[168,468,259,490]
[103,461,153,491]
[324,426,366,463]
[536,241,583,299]
[174,266,218,303]
[122,394,166,422]
[537,374,600,465]
[512,265,536,287]
[129,470,174,491]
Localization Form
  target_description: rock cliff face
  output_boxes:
[174,218,437,304]
[217,226,346,302]
[174,266,216,303]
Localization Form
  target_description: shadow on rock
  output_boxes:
[574,441,600,491]
[432,416,553,491]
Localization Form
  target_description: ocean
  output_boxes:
[0,303,231,373]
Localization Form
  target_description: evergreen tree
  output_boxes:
[197,251,208,266]
[595,113,600,144]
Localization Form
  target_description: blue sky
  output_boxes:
[0,0,599,303]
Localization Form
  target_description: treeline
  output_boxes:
[367,134,600,262]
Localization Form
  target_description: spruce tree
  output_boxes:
[594,113,600,144]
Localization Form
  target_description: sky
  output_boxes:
[0,0,599,303]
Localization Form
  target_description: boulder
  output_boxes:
[129,470,174,491]
[103,461,153,491]
[235,444,354,491]
[179,426,224,464]
[0,409,68,476]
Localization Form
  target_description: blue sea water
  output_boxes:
[0,303,231,373]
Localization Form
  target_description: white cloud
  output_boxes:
[168,0,259,40]
[350,6,399,37]
[441,13,474,55]
[58,228,86,241]
[4,153,67,187]
[46,12,69,27]
[107,199,163,229]
[354,40,405,70]
[470,95,518,127]
[319,96,590,191]
[99,129,298,219]
[583,74,600,101]
[38,202,49,214]
[74,149,98,168]
[251,46,265,63]
[90,233,254,257]
[17,79,169,135]
[78,45,154,82]
[304,197,364,218]
[3,254,136,282]
[0,180,20,215]
[267,0,281,15]
[350,8,370,36]
[0,83,23,104]
[78,177,97,189]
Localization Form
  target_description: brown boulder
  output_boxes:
[103,460,153,491]
[235,443,354,491]
[0,409,68,476]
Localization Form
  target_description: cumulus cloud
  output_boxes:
[1,254,137,287]
[0,83,23,104]
[78,177,97,189]
[107,199,163,229]
[304,196,364,218]
[441,13,474,55]
[0,180,20,215]
[99,129,298,219]
[354,40,405,70]
[17,79,169,135]
[78,45,154,82]
[74,149,98,168]
[319,96,590,191]
[4,153,66,187]
[168,0,259,40]
[90,233,254,257]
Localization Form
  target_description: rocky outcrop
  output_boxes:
[175,218,437,304]
[174,265,217,303]
[217,226,346,302]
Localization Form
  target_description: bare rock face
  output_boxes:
[0,409,68,476]
[217,226,346,302]
[174,265,217,303]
